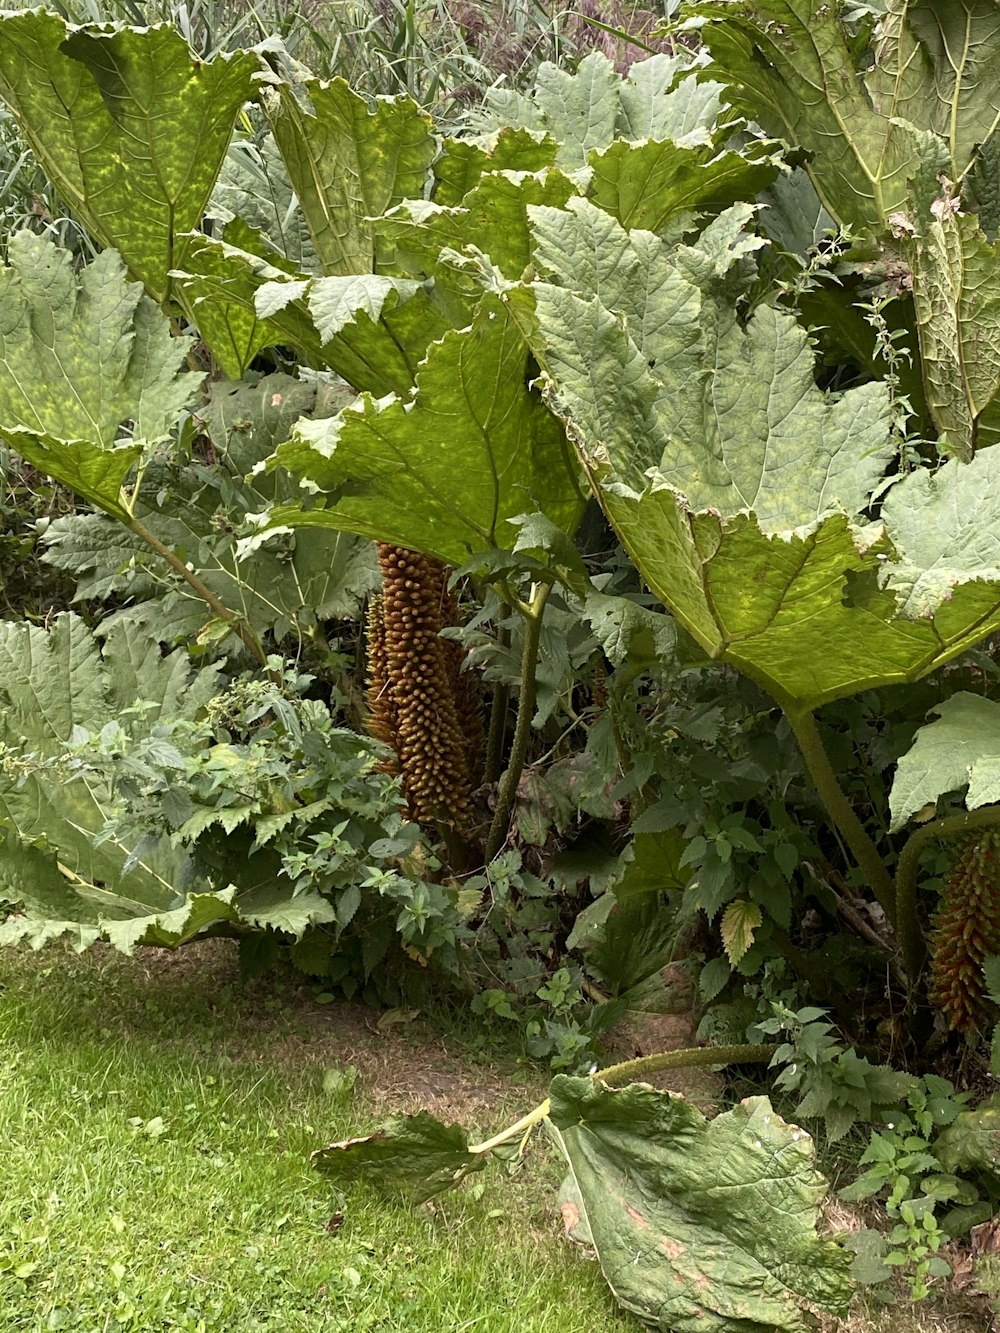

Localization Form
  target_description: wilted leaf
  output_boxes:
[312,1111,487,1203]
[721,900,763,966]
[548,1077,852,1333]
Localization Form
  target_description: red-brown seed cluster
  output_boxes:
[928,832,1000,1034]
[366,545,478,828]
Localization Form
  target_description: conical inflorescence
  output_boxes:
[366,544,481,829]
[928,831,1000,1035]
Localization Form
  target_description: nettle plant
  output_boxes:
[4,2,1000,1326]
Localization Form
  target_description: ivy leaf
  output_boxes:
[0,233,200,521]
[0,11,258,302]
[312,1111,487,1203]
[889,692,1000,828]
[264,75,435,276]
[271,293,585,564]
[721,899,763,966]
[548,1078,852,1332]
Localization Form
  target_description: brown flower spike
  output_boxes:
[366,545,481,829]
[928,831,1000,1035]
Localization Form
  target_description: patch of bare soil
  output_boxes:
[80,938,542,1129]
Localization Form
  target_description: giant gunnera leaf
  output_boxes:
[271,292,586,564]
[690,0,988,236]
[889,693,1000,828]
[517,199,1000,713]
[0,11,258,303]
[0,232,201,521]
[549,1078,852,1333]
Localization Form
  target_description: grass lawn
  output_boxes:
[0,940,634,1333]
[2,940,995,1333]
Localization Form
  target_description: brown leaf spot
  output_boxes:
[627,1205,650,1230]
[561,1201,581,1234]
[658,1237,684,1260]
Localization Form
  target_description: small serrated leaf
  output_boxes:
[721,899,762,966]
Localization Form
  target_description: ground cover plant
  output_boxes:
[4,0,1000,1327]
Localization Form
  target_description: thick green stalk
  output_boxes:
[788,710,897,925]
[126,515,269,668]
[894,805,1000,985]
[467,1043,777,1154]
[484,581,551,860]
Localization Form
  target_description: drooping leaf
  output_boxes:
[519,198,1000,710]
[583,591,678,670]
[905,191,1000,459]
[889,692,1000,828]
[271,293,585,564]
[0,11,258,302]
[0,233,200,521]
[549,1078,852,1333]
[263,76,435,275]
[691,0,939,234]
[864,0,1000,181]
[312,1111,487,1203]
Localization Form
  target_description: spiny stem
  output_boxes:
[894,805,1000,984]
[484,581,552,860]
[466,1043,777,1154]
[788,709,897,926]
[125,515,269,668]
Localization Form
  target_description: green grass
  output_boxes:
[0,942,634,1333]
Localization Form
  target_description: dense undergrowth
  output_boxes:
[3,0,1000,1328]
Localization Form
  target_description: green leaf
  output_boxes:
[522,198,1000,710]
[588,137,779,235]
[548,1079,852,1332]
[864,0,1000,182]
[433,127,558,206]
[208,132,319,273]
[483,51,725,172]
[933,1097,1000,1182]
[699,956,732,1003]
[583,592,677,670]
[720,899,763,966]
[271,293,585,564]
[312,1111,487,1203]
[0,12,258,302]
[984,954,1000,1004]
[906,195,1000,460]
[0,233,200,521]
[889,692,1000,828]
[264,77,435,276]
[0,614,219,940]
[692,0,938,234]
